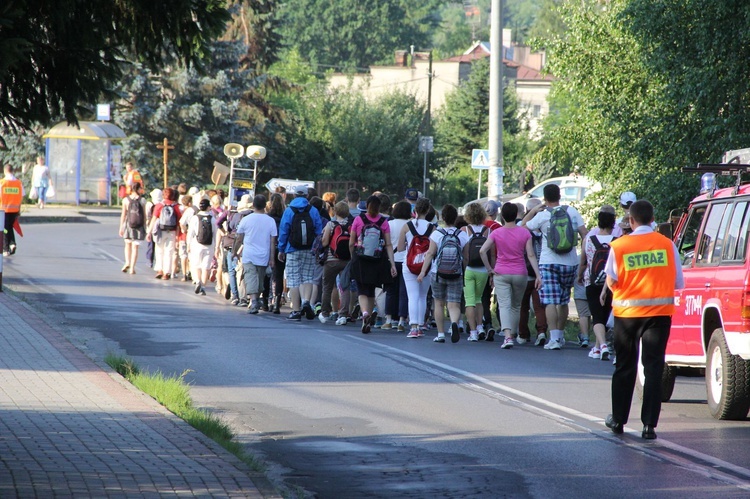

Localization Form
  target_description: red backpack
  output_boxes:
[329,220,351,260]
[406,221,435,275]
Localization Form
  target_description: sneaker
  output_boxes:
[397,323,406,332]
[516,336,528,345]
[486,328,496,342]
[578,334,590,348]
[417,326,426,337]
[9,244,16,255]
[468,331,479,342]
[369,311,378,329]
[302,302,316,320]
[374,317,384,328]
[361,314,372,334]
[247,303,260,314]
[477,326,486,341]
[380,321,393,330]
[230,297,240,306]
[450,322,460,343]
[194,282,202,294]
[600,344,610,361]
[313,302,322,315]
[501,337,514,349]
[238,299,249,307]
[433,334,446,343]
[588,347,601,359]
[407,327,420,338]
[544,339,562,350]
[335,316,348,326]
[535,333,547,347]
[287,311,302,321]
[458,320,465,333]
[199,287,206,296]
[352,304,361,320]
[318,313,329,324]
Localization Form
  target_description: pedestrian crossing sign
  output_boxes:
[471,149,490,170]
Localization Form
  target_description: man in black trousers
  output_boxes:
[603,200,684,440]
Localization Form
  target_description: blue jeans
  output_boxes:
[225,249,239,299]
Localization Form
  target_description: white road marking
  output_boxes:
[347,335,750,489]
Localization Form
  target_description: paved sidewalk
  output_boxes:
[0,292,267,497]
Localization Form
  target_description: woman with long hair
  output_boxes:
[267,192,287,313]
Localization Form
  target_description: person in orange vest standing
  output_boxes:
[124,162,144,195]
[604,200,684,440]
[0,163,24,256]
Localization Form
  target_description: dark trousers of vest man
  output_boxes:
[3,212,18,252]
[611,315,671,427]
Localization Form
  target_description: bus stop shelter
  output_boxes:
[42,121,126,205]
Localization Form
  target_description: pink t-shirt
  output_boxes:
[491,225,531,275]
[350,213,391,238]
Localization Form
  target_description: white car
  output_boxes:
[508,175,600,206]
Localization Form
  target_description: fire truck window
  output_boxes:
[697,203,727,264]
[711,203,733,262]
[678,206,706,265]
[723,202,748,261]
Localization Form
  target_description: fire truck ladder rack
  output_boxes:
[684,151,750,196]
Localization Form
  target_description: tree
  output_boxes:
[432,58,539,206]
[536,0,698,220]
[0,0,230,142]
[112,42,270,187]
[276,0,443,70]
[280,84,425,194]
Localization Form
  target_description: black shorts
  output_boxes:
[586,284,613,327]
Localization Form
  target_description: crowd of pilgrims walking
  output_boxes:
[120,174,644,361]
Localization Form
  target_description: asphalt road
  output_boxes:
[5,216,750,498]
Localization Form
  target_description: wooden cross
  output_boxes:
[156,138,175,188]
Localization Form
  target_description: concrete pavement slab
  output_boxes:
[0,292,268,497]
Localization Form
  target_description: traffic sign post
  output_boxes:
[419,136,433,196]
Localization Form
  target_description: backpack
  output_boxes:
[311,233,328,265]
[547,205,577,254]
[196,214,213,245]
[127,197,144,229]
[288,205,316,249]
[466,225,488,267]
[330,220,351,260]
[435,227,463,279]
[591,235,617,286]
[159,203,178,231]
[355,214,387,260]
[405,221,434,274]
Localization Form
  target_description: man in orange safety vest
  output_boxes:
[0,163,24,256]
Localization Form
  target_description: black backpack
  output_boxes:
[466,225,488,267]
[591,235,616,286]
[196,214,213,245]
[159,203,178,231]
[127,197,144,229]
[289,205,316,249]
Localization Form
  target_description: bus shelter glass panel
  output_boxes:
[47,139,79,204]
[80,141,109,203]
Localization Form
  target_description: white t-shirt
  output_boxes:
[187,210,217,248]
[389,218,410,263]
[582,233,616,286]
[237,212,278,266]
[525,205,585,266]
[429,226,469,275]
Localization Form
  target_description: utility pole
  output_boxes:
[488,0,504,201]
[424,50,433,196]
[156,138,175,189]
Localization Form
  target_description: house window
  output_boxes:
[533,105,541,118]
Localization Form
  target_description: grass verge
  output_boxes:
[104,353,263,472]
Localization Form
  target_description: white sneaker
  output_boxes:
[501,337,514,349]
[544,339,562,350]
[318,313,329,324]
[516,336,528,345]
[433,334,446,343]
[468,331,479,342]
[588,347,601,359]
[534,333,547,347]
[335,316,348,326]
[600,344,610,361]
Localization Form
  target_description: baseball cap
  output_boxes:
[620,191,636,206]
[294,185,309,197]
[404,188,419,202]
[485,200,499,217]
